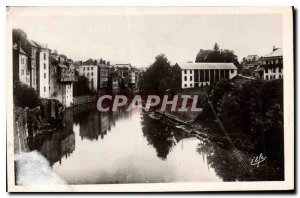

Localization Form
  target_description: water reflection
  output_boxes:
[73,103,130,141]
[28,109,75,166]
[29,102,266,183]
[197,138,252,181]
[141,113,191,160]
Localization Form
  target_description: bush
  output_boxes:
[13,82,40,108]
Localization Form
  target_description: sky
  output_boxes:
[8,8,282,68]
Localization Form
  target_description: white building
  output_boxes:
[260,47,283,80]
[178,62,238,88]
[34,41,51,98]
[78,65,99,92]
[18,46,31,86]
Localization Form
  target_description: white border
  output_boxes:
[5,6,294,192]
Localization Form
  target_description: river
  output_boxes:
[28,102,254,184]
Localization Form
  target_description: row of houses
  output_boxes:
[242,46,283,80]
[76,61,140,95]
[13,38,75,107]
[13,33,141,108]
[178,46,283,89]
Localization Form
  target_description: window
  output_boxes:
[265,68,268,73]
[184,76,187,81]
[83,68,85,71]
[271,60,273,64]
[273,68,276,73]
[44,86,46,92]
[279,75,281,79]
[91,72,93,76]
[190,70,192,74]
[279,67,282,73]
[231,69,234,73]
[184,84,187,87]
[44,53,46,60]
[190,84,192,87]
[44,63,46,69]
[184,70,187,74]
[266,75,269,80]
[88,67,90,70]
[91,67,93,70]
[275,59,279,64]
[190,76,192,81]
[44,73,46,78]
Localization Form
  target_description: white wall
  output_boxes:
[79,65,98,92]
[263,67,283,80]
[19,54,30,86]
[65,83,73,107]
[181,69,238,89]
[229,69,238,79]
[39,50,50,98]
[181,69,194,88]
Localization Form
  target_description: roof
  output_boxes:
[115,64,131,67]
[58,64,69,68]
[19,46,31,58]
[263,48,283,58]
[27,39,39,48]
[33,40,48,49]
[178,62,237,70]
[245,55,258,59]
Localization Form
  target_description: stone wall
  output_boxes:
[14,99,64,154]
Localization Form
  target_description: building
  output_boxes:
[13,43,31,86]
[242,55,260,70]
[49,51,75,107]
[78,62,99,93]
[115,64,132,89]
[22,39,39,90]
[33,41,51,98]
[99,64,109,89]
[178,62,238,88]
[259,47,283,80]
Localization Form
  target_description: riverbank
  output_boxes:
[14,99,65,154]
[154,79,284,181]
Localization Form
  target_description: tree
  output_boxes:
[195,49,211,62]
[12,29,27,44]
[195,43,241,71]
[141,54,181,94]
[73,76,92,96]
[213,42,220,51]
[13,82,40,108]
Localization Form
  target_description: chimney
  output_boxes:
[273,46,277,52]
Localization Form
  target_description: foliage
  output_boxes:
[195,43,242,72]
[12,29,27,44]
[140,54,181,94]
[13,82,40,108]
[197,79,283,165]
[73,76,92,96]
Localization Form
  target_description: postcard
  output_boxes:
[6,6,294,192]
